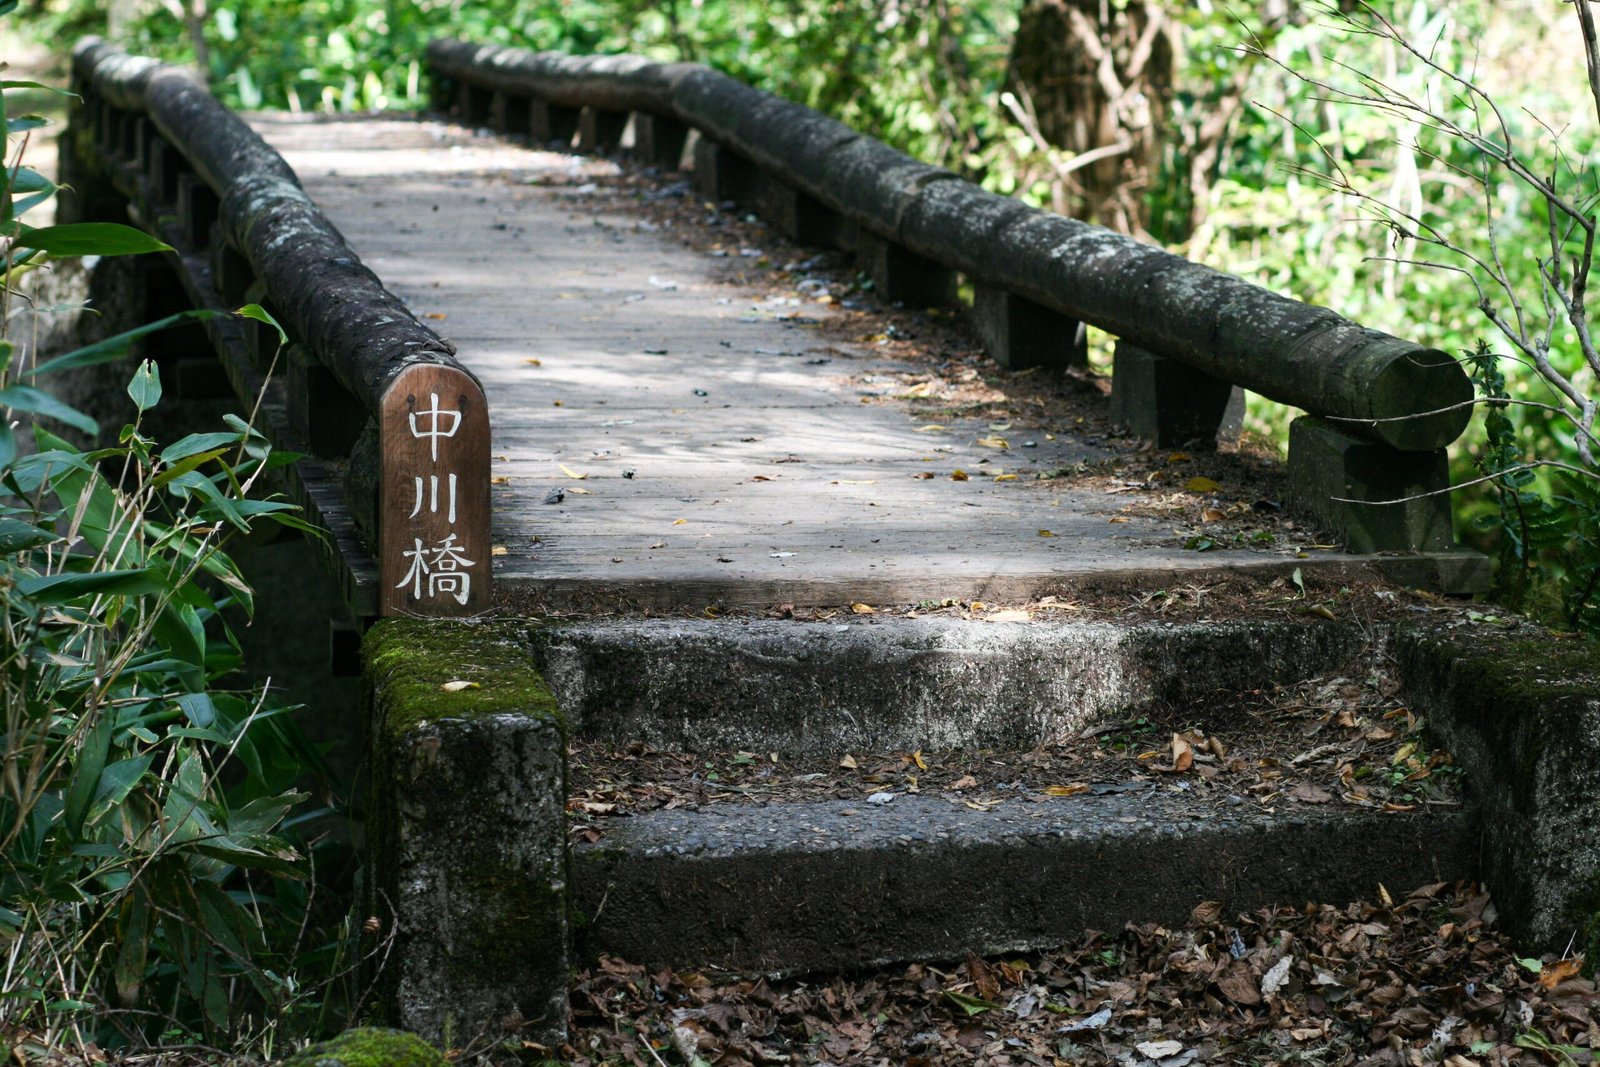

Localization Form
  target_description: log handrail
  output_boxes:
[425,37,1472,454]
[68,39,491,617]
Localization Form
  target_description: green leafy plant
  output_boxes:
[1245,2,1600,629]
[0,56,334,1057]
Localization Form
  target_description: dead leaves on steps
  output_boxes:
[561,882,1597,1067]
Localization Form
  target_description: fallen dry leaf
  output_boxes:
[1044,783,1090,797]
[1538,957,1584,990]
[440,680,480,692]
[1136,1040,1185,1060]
[986,609,1033,623]
[1291,782,1335,804]
[1216,960,1263,1006]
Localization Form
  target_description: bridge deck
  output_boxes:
[254,113,1414,613]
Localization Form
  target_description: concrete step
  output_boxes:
[368,614,1498,1050]
[533,617,1368,753]
[572,786,1473,974]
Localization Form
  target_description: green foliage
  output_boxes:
[0,61,344,1056]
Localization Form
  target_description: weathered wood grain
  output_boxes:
[379,364,492,616]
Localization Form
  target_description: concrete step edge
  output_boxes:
[572,790,1474,974]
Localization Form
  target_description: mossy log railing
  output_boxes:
[426,38,1478,561]
[65,39,490,617]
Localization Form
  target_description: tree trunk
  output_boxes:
[1005,0,1175,235]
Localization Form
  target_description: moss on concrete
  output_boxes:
[1394,624,1600,952]
[278,1027,446,1066]
[362,617,572,1046]
[444,865,568,984]
[1401,630,1599,811]
[364,618,559,736]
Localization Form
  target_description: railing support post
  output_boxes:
[286,343,369,459]
[529,99,581,147]
[577,106,629,154]
[973,285,1088,372]
[175,173,219,250]
[378,365,492,616]
[1287,417,1455,554]
[145,135,183,204]
[692,139,763,205]
[763,181,854,249]
[1110,341,1243,449]
[856,231,956,307]
[491,92,532,138]
[458,81,494,126]
[632,113,689,169]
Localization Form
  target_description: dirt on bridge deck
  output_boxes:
[253,112,1464,615]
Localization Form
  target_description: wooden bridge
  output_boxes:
[64,38,1486,626]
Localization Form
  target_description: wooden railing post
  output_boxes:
[378,365,491,616]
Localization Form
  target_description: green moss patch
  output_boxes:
[278,1026,446,1066]
[364,618,559,736]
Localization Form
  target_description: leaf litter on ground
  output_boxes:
[559,880,1598,1066]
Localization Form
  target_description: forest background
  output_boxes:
[25,0,1600,620]
[2,0,1597,1058]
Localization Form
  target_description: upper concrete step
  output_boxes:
[533,617,1367,753]
[573,787,1472,975]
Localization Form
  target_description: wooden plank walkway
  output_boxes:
[253,113,1422,613]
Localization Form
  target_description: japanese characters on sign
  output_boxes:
[380,367,489,616]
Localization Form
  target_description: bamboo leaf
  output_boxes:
[15,222,172,256]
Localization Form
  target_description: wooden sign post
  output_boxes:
[378,364,492,616]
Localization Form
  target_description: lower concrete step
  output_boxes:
[572,786,1473,974]
[562,626,1477,974]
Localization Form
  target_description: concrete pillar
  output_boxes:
[286,342,368,458]
[1287,416,1456,553]
[973,285,1087,371]
[490,92,532,137]
[577,107,629,154]
[175,172,219,251]
[692,138,764,205]
[1110,341,1244,449]
[762,181,854,248]
[632,112,690,169]
[856,231,956,307]
[458,81,493,126]
[529,99,581,148]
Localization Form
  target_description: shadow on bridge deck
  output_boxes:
[254,112,1474,614]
